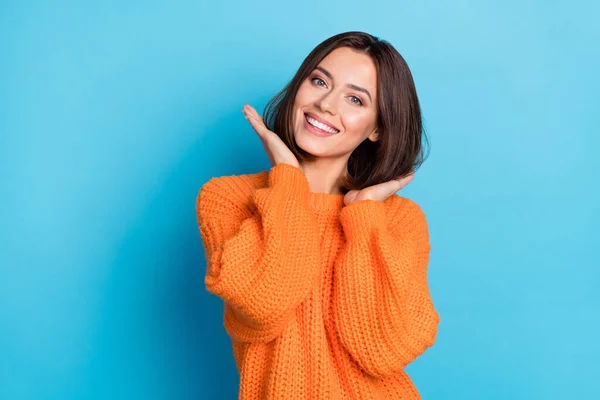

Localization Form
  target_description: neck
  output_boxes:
[300,156,349,195]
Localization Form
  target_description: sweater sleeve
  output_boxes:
[196,163,321,343]
[332,196,440,378]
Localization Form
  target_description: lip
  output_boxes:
[304,112,339,132]
[303,114,338,137]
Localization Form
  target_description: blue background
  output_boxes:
[1,1,598,399]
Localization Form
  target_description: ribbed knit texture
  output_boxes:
[196,163,439,399]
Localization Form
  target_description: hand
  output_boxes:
[343,173,415,206]
[242,104,300,169]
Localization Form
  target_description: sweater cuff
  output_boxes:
[340,199,386,239]
[268,163,310,194]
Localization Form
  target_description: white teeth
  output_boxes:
[306,115,338,133]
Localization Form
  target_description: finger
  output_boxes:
[395,174,415,189]
[243,105,263,124]
[242,104,257,115]
[244,108,269,136]
[245,112,269,138]
[244,112,262,132]
[246,105,260,119]
[344,190,359,205]
[381,175,413,198]
[366,178,408,200]
[243,106,275,166]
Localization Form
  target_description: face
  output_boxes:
[292,47,380,160]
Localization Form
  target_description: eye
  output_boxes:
[311,77,327,87]
[349,96,363,106]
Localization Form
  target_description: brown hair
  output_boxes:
[263,31,430,194]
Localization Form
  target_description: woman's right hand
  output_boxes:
[242,104,300,169]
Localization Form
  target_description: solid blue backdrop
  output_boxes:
[1,1,598,399]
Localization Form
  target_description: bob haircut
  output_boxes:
[263,31,430,194]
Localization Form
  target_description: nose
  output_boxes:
[315,89,338,115]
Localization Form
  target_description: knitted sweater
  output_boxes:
[196,163,440,399]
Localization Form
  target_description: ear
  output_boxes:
[367,129,380,142]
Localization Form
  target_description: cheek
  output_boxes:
[340,112,373,136]
[294,85,313,109]
[293,87,315,125]
[293,88,305,107]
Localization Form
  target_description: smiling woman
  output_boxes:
[264,32,429,193]
[293,47,380,153]
[196,31,438,399]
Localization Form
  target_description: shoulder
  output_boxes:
[385,194,428,232]
[197,169,269,215]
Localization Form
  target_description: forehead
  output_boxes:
[317,47,378,95]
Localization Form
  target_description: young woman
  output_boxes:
[196,31,439,399]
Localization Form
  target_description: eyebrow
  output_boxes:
[315,66,372,102]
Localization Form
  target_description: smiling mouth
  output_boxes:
[304,114,339,134]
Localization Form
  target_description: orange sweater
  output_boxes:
[196,163,439,399]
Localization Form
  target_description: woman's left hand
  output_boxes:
[344,173,415,206]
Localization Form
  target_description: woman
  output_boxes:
[196,31,439,399]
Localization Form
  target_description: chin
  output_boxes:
[294,132,329,157]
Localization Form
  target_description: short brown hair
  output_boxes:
[263,31,430,194]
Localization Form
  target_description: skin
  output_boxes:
[242,47,414,205]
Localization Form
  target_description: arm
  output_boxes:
[196,163,321,343]
[332,196,440,378]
